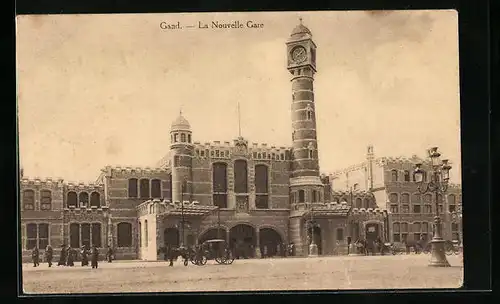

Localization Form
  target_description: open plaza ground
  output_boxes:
[21,254,463,294]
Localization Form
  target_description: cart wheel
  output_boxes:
[184,259,188,266]
[200,256,207,265]
[226,257,234,265]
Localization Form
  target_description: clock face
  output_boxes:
[291,46,307,63]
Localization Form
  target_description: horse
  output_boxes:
[157,246,192,266]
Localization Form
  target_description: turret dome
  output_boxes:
[171,112,191,131]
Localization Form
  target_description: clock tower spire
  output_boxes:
[287,19,324,256]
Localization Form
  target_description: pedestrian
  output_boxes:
[58,244,67,266]
[45,245,53,267]
[106,245,114,263]
[167,245,174,267]
[91,245,99,269]
[263,245,268,258]
[66,247,75,266]
[81,245,89,266]
[31,246,40,267]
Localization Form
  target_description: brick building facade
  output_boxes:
[20,21,392,262]
[330,146,463,244]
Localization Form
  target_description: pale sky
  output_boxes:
[16,10,461,183]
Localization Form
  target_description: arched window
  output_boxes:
[401,193,410,213]
[166,173,173,201]
[389,193,399,203]
[306,109,313,120]
[391,170,398,182]
[309,149,313,159]
[117,222,132,247]
[174,133,178,142]
[151,179,162,198]
[188,134,191,143]
[213,163,228,208]
[234,160,248,194]
[128,178,138,198]
[140,179,150,198]
[298,190,305,203]
[23,189,35,210]
[79,192,89,207]
[404,171,410,182]
[90,192,101,208]
[355,198,362,208]
[40,190,52,210]
[364,198,370,209]
[67,191,78,208]
[144,220,148,247]
[255,164,269,209]
[181,133,186,142]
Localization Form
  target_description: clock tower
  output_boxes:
[287,19,323,256]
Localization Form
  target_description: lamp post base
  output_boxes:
[308,243,318,257]
[428,239,451,267]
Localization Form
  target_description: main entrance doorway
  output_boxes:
[229,224,255,259]
[259,228,284,257]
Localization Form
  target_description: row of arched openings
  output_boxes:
[67,191,101,208]
[390,169,430,182]
[290,189,322,204]
[392,222,431,242]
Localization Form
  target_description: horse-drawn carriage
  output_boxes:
[190,239,234,266]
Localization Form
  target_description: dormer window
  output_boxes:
[174,133,178,143]
[181,133,186,142]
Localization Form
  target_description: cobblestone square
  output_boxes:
[22,255,463,294]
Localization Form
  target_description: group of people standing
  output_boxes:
[31,244,115,269]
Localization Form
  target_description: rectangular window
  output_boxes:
[81,223,91,248]
[70,223,80,248]
[255,195,268,209]
[38,223,49,249]
[200,150,205,157]
[452,232,460,240]
[26,224,38,250]
[401,205,409,213]
[213,194,227,208]
[393,234,401,242]
[401,233,408,242]
[92,223,102,247]
[336,228,344,241]
[413,233,421,241]
[23,190,35,210]
[413,204,421,213]
[424,205,432,214]
[438,205,443,213]
[390,205,398,213]
[215,150,220,157]
[449,205,456,212]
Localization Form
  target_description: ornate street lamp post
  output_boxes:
[413,147,452,267]
[180,179,188,248]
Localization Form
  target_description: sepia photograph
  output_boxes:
[16,10,463,294]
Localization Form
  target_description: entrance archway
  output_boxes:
[365,223,380,242]
[198,228,226,243]
[307,226,322,255]
[229,224,255,259]
[164,228,179,248]
[259,228,284,257]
